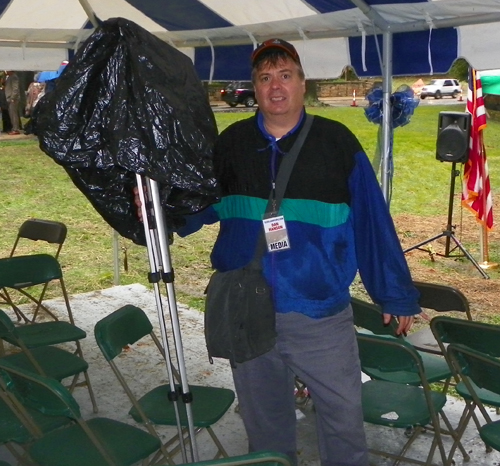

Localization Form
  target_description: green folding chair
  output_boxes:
[1,219,67,324]
[447,344,500,456]
[405,281,472,355]
[94,305,235,464]
[432,316,500,463]
[0,374,72,465]
[356,332,466,466]
[0,358,161,466]
[351,297,452,390]
[0,309,97,413]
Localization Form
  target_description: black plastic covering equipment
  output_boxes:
[33,17,219,245]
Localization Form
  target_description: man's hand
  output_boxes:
[382,314,415,336]
[133,186,143,221]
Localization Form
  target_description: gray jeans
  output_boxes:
[231,305,368,466]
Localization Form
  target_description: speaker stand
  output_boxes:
[403,162,489,279]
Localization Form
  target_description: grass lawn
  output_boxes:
[1,103,499,316]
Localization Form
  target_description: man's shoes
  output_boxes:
[8,131,20,135]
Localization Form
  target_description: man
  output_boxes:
[136,38,420,466]
[4,70,21,135]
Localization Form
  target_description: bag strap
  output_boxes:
[266,113,314,215]
[249,114,314,267]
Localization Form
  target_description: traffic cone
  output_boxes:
[350,89,358,107]
[459,89,463,102]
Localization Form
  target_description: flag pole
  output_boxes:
[478,134,498,270]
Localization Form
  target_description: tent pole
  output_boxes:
[78,0,100,28]
[380,31,393,204]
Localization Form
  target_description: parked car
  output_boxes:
[220,81,257,107]
[420,79,462,99]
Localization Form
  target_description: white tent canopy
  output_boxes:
[1,0,500,78]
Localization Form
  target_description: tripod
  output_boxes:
[136,174,199,463]
[403,162,489,279]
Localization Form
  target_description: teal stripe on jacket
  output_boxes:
[214,195,350,228]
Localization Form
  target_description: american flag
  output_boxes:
[461,68,494,230]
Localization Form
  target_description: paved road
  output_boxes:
[211,96,466,112]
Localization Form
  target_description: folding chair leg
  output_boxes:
[1,288,31,324]
[5,442,36,466]
[19,284,59,322]
[75,340,98,413]
[439,409,471,466]
[82,370,98,413]
[469,403,493,453]
[206,426,229,459]
[67,370,98,414]
[445,401,490,465]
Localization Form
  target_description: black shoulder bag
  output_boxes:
[204,115,314,367]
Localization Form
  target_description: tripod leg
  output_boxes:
[137,175,199,462]
[403,233,447,254]
[448,234,489,279]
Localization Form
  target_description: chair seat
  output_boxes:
[130,384,235,427]
[29,417,161,466]
[480,420,500,452]
[362,351,451,386]
[2,321,86,348]
[455,381,500,407]
[361,380,447,428]
[405,328,442,355]
[2,346,88,381]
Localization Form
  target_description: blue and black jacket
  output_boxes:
[180,111,420,319]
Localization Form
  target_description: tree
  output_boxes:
[450,58,470,82]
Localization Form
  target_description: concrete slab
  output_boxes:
[1,284,500,465]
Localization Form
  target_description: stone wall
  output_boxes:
[316,81,376,98]
[207,80,375,101]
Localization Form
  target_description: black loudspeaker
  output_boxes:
[436,111,471,163]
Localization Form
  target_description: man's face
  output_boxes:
[253,57,305,119]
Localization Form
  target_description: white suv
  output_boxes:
[420,79,462,99]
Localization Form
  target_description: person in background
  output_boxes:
[0,73,12,134]
[135,38,421,466]
[4,70,21,135]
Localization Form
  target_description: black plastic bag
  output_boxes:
[33,17,219,245]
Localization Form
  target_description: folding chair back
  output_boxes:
[0,255,62,291]
[351,297,398,336]
[95,304,154,362]
[448,344,500,452]
[431,316,500,357]
[10,219,67,259]
[356,333,453,465]
[351,297,452,387]
[415,281,471,318]
[405,281,471,355]
[0,373,71,443]
[94,305,235,462]
[0,309,97,413]
[0,254,71,323]
[0,359,161,466]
